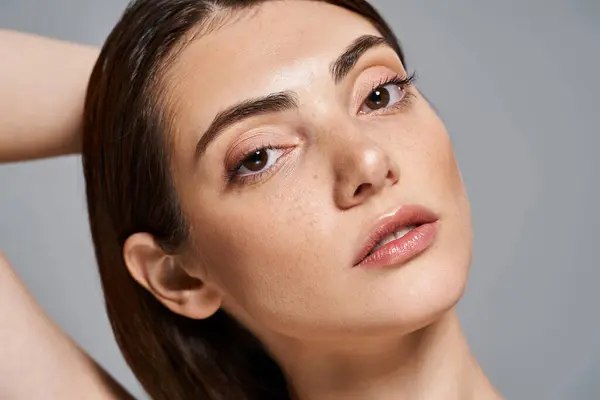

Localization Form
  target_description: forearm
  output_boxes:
[0,254,133,400]
[0,30,98,162]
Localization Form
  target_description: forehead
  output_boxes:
[165,1,382,135]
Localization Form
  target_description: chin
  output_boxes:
[289,266,468,342]
[346,239,472,338]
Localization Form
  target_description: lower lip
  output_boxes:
[357,222,439,269]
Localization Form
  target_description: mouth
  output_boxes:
[354,205,439,268]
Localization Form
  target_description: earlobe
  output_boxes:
[123,233,222,320]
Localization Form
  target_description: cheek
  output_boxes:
[398,106,473,290]
[186,187,344,325]
[420,112,472,232]
[407,104,468,212]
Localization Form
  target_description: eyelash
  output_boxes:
[360,71,417,115]
[225,71,418,185]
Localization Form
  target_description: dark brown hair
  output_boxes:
[82,1,404,399]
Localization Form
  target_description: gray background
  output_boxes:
[1,0,598,399]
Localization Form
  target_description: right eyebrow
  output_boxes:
[194,91,299,161]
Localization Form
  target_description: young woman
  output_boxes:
[1,1,504,399]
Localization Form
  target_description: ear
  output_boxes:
[123,233,222,320]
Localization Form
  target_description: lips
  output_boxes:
[354,205,439,267]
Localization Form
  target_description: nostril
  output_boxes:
[354,183,372,197]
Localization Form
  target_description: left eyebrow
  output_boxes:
[330,35,391,84]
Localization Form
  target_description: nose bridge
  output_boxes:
[335,127,392,184]
[318,117,400,209]
[332,124,384,172]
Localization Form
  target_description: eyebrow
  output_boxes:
[330,35,390,84]
[194,34,391,161]
[194,91,298,160]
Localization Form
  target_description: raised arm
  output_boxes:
[0,30,133,398]
[0,29,97,161]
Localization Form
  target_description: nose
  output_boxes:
[332,134,400,209]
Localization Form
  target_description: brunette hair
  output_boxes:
[82,1,405,399]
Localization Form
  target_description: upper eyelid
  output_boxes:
[345,46,406,82]
[225,128,299,161]
[351,69,406,108]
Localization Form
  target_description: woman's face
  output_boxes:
[165,1,472,341]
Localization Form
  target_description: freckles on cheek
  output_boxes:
[222,209,334,304]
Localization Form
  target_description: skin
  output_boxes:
[0,30,95,161]
[123,1,502,399]
[0,253,132,399]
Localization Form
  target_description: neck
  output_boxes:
[266,310,502,400]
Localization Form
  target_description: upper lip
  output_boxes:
[353,204,439,266]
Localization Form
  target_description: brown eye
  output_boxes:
[234,147,287,180]
[365,87,391,110]
[242,149,269,172]
[360,83,406,114]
